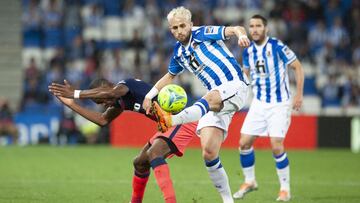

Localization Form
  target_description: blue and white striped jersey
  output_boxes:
[168,26,245,91]
[243,37,297,103]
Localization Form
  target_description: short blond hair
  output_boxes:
[167,6,192,22]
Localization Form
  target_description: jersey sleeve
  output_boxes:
[168,56,184,76]
[242,48,250,69]
[277,43,297,65]
[196,26,226,41]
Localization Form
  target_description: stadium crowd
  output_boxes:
[17,0,360,143]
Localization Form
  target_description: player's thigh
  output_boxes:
[147,138,172,159]
[199,126,224,160]
[197,111,234,139]
[241,100,267,136]
[267,102,291,138]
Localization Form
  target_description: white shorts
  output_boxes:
[241,99,291,138]
[197,80,249,139]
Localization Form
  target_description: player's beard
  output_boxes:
[252,30,266,45]
[179,32,191,45]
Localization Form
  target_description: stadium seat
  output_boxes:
[22,48,43,69]
[64,27,82,48]
[43,27,63,48]
[22,28,42,47]
[302,96,321,115]
[322,107,343,116]
[344,106,360,116]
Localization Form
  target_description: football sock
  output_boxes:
[205,157,233,203]
[240,147,256,183]
[274,152,290,191]
[131,170,150,203]
[172,98,209,126]
[150,157,176,203]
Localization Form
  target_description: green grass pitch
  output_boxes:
[1,146,360,203]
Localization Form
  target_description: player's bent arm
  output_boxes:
[144,73,176,114]
[63,99,122,126]
[78,85,129,100]
[225,26,250,47]
[224,26,247,38]
[154,73,176,91]
[289,59,304,96]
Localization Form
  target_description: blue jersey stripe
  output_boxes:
[283,63,290,99]
[188,46,218,88]
[199,43,233,81]
[197,74,212,90]
[270,40,282,102]
[204,67,222,86]
[252,47,261,100]
[211,42,235,80]
[229,57,244,82]
[262,46,271,103]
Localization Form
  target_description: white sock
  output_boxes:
[172,98,209,126]
[274,153,290,191]
[206,157,234,203]
[243,166,255,184]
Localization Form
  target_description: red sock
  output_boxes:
[131,170,150,203]
[151,158,176,203]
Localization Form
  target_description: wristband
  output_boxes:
[238,35,248,39]
[74,90,81,99]
[145,87,159,99]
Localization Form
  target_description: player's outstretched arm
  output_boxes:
[289,59,304,111]
[143,73,176,114]
[224,26,250,47]
[54,95,122,126]
[49,80,129,100]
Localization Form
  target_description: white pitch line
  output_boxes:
[1,179,360,187]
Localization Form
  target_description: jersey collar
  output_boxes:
[254,36,269,49]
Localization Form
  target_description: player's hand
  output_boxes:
[48,80,75,98]
[56,96,75,106]
[238,35,250,47]
[143,97,152,115]
[292,94,303,111]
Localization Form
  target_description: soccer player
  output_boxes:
[143,7,250,203]
[49,78,197,203]
[232,15,304,201]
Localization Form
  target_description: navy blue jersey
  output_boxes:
[115,78,156,120]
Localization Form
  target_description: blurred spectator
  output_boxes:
[321,75,341,107]
[0,99,19,144]
[19,0,360,124]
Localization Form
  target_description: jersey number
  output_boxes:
[133,103,141,112]
[255,59,267,76]
[190,53,200,71]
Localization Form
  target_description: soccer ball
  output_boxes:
[157,84,187,114]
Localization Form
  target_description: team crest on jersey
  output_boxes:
[205,26,218,35]
[266,51,271,57]
[191,41,198,49]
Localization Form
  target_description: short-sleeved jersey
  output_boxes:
[115,78,156,120]
[168,26,246,90]
[243,37,297,103]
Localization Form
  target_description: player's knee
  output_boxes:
[133,155,150,172]
[239,137,253,150]
[202,147,217,161]
[271,145,284,155]
[203,91,222,111]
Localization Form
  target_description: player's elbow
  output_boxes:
[97,118,109,127]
